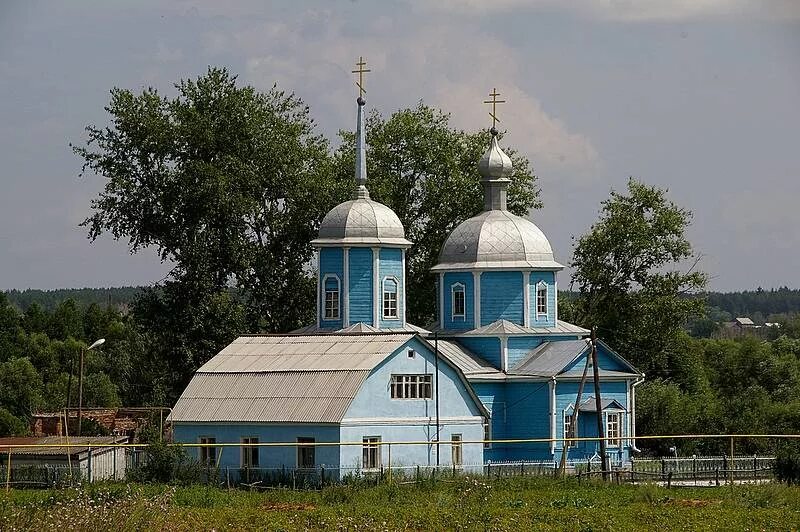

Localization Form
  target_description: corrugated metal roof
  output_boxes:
[435,340,500,376]
[0,436,126,456]
[510,340,589,376]
[426,319,589,336]
[170,371,369,423]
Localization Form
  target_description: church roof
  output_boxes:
[510,339,642,378]
[577,397,626,412]
[311,196,411,248]
[426,319,588,336]
[290,322,430,335]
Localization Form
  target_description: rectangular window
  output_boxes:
[483,422,491,449]
[362,436,381,470]
[606,413,621,447]
[297,437,316,469]
[324,277,340,320]
[564,413,576,448]
[451,434,463,467]
[390,374,432,399]
[383,279,399,319]
[536,283,548,316]
[199,437,217,466]
[452,285,465,318]
[241,437,259,467]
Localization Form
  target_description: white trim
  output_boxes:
[554,279,559,324]
[631,377,643,451]
[626,380,632,449]
[500,336,508,372]
[535,280,548,319]
[450,282,466,320]
[316,251,321,329]
[343,247,350,326]
[473,271,481,329]
[321,274,341,321]
[341,415,485,426]
[438,272,445,325]
[372,247,380,327]
[401,249,407,325]
[523,271,531,328]
[382,276,400,320]
[549,378,556,454]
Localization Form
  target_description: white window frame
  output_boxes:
[199,436,217,466]
[382,276,399,320]
[563,407,577,449]
[605,411,622,447]
[536,280,548,318]
[390,374,433,399]
[296,437,316,469]
[362,436,381,470]
[322,274,341,321]
[241,437,259,468]
[451,434,463,467]
[451,282,466,319]
[483,421,492,450]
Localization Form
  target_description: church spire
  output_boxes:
[478,88,512,211]
[352,56,371,200]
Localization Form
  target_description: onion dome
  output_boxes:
[432,130,562,270]
[312,96,411,248]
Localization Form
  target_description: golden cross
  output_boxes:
[483,88,506,129]
[352,56,371,98]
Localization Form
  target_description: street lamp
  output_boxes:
[65,338,105,437]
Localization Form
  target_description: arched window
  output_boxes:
[451,283,466,319]
[383,277,399,319]
[323,275,340,320]
[536,281,548,317]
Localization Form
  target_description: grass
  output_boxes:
[1,477,799,531]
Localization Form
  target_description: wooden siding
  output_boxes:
[562,344,630,373]
[442,272,474,331]
[319,248,343,329]
[379,248,404,328]
[529,271,556,327]
[480,271,524,326]
[348,248,374,324]
[506,336,546,368]
[459,336,502,369]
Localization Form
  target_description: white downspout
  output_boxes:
[631,376,644,452]
[549,377,557,455]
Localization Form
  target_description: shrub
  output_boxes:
[774,442,800,485]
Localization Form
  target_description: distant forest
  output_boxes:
[5,286,800,321]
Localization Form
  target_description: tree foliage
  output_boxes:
[337,103,540,323]
[570,178,707,375]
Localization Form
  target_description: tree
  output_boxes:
[74,67,338,334]
[336,103,540,324]
[0,357,43,419]
[0,407,27,437]
[570,178,707,375]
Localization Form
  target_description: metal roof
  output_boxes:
[510,339,642,378]
[426,319,588,337]
[197,334,414,373]
[311,197,411,248]
[577,397,626,412]
[432,210,564,271]
[434,339,501,377]
[170,371,368,423]
[290,322,430,335]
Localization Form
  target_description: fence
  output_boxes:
[2,434,797,490]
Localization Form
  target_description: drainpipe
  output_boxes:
[631,377,644,452]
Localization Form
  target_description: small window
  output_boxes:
[564,412,576,448]
[407,349,416,359]
[199,437,217,466]
[362,436,381,470]
[536,281,548,316]
[483,422,491,450]
[297,437,316,469]
[390,374,432,399]
[323,275,340,320]
[451,434,463,467]
[451,283,465,319]
[606,413,621,447]
[241,437,259,467]
[383,278,399,319]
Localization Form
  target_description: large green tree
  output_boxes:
[570,178,707,376]
[336,103,540,324]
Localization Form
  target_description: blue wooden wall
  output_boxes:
[529,271,557,327]
[480,271,524,326]
[441,272,474,330]
[379,248,404,328]
[348,248,373,324]
[319,248,343,329]
[458,336,502,368]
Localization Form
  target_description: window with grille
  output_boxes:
[323,276,340,320]
[297,437,316,469]
[241,437,259,468]
[362,436,381,469]
[536,282,548,316]
[451,434,463,467]
[199,437,217,466]
[451,283,465,318]
[564,413,577,448]
[390,374,432,399]
[383,278,398,319]
[606,412,621,447]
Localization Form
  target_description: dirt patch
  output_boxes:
[263,502,317,512]
[670,499,723,507]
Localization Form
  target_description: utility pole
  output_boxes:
[77,346,85,437]
[434,332,440,467]
[558,338,591,476]
[590,327,609,480]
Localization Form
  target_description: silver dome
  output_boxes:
[432,210,563,271]
[311,196,411,247]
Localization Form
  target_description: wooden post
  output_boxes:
[558,339,592,476]
[589,327,609,480]
[667,471,672,489]
[87,446,92,483]
[729,436,735,485]
[5,448,11,492]
[388,443,392,484]
[77,346,85,437]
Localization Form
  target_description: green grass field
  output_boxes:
[1,477,798,531]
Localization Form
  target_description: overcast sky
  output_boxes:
[0,0,798,292]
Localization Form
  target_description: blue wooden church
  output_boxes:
[171,83,644,476]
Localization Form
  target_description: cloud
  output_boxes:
[407,0,800,22]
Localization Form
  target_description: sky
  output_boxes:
[0,0,798,292]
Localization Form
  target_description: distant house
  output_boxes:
[0,436,128,484]
[734,317,757,329]
[31,408,166,439]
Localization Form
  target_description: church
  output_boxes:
[170,67,644,477]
